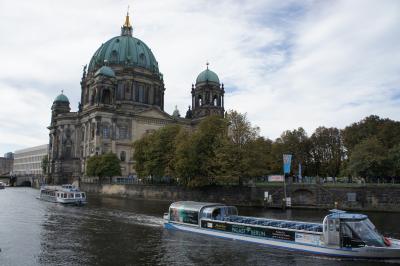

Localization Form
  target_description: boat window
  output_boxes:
[169,207,198,225]
[328,219,334,231]
[335,219,340,232]
[75,193,81,198]
[68,193,73,198]
[81,193,86,198]
[343,219,385,247]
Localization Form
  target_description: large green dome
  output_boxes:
[196,68,220,85]
[88,15,160,76]
[88,35,160,74]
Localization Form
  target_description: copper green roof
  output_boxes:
[54,93,69,103]
[95,65,115,78]
[196,68,220,85]
[88,35,160,75]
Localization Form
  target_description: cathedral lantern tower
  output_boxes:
[51,91,70,120]
[191,63,225,119]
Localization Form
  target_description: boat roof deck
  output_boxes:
[222,215,323,233]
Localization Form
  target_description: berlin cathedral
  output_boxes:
[48,13,226,184]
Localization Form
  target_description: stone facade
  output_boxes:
[13,144,48,178]
[48,14,225,184]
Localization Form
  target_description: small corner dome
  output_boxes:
[95,65,116,78]
[54,93,69,103]
[196,68,220,85]
[172,106,181,118]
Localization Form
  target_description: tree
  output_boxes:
[226,110,259,148]
[174,115,228,187]
[132,125,182,181]
[217,110,268,185]
[309,127,343,177]
[273,127,310,177]
[85,153,121,182]
[342,115,400,157]
[388,144,400,178]
[86,155,102,177]
[347,137,389,181]
[98,153,121,178]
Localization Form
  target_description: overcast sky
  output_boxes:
[0,0,399,155]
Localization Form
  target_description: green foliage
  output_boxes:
[273,127,310,176]
[131,112,400,187]
[342,115,400,156]
[309,127,343,177]
[388,144,400,177]
[133,125,182,180]
[98,153,122,178]
[347,137,389,180]
[86,155,101,177]
[174,115,228,186]
[85,153,121,179]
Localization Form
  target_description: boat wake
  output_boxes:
[106,210,164,227]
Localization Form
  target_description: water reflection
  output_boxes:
[1,188,400,265]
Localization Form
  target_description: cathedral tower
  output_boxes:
[191,63,225,119]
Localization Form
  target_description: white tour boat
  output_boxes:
[164,201,400,259]
[39,184,87,205]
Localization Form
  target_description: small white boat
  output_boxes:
[164,201,400,259]
[39,184,87,206]
[0,182,5,189]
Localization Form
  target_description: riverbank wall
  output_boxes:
[80,183,400,212]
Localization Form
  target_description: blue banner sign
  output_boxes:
[283,154,292,174]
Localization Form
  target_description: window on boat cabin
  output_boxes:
[335,220,340,231]
[169,208,199,225]
[75,193,81,198]
[328,219,334,231]
[81,193,86,198]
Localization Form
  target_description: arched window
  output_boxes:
[117,82,124,100]
[120,151,126,162]
[213,95,218,106]
[64,139,73,159]
[119,126,128,139]
[102,126,110,139]
[102,89,111,104]
[124,81,132,100]
[198,95,202,107]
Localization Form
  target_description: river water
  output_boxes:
[1,187,400,266]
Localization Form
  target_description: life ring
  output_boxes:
[383,237,391,247]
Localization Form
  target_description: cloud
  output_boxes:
[0,0,399,155]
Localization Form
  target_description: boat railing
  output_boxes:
[202,218,323,235]
[216,215,323,233]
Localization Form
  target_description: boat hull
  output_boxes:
[38,196,86,205]
[165,222,400,259]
